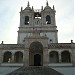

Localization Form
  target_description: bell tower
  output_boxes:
[17,1,58,44]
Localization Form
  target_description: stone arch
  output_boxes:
[46,15,51,24]
[29,41,43,51]
[3,51,12,62]
[49,51,59,63]
[14,51,23,63]
[29,41,43,66]
[25,16,29,25]
[61,51,71,63]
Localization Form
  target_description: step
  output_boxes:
[7,66,64,75]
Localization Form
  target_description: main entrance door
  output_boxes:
[29,41,43,66]
[34,54,41,66]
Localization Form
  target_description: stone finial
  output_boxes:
[27,1,30,7]
[1,41,3,44]
[21,7,23,11]
[46,1,49,6]
[71,40,73,43]
[53,5,55,10]
[41,6,43,10]
[32,6,33,10]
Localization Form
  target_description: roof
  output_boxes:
[0,44,25,50]
[0,43,75,50]
[48,43,75,49]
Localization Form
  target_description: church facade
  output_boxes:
[0,1,75,68]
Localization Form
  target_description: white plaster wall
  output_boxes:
[18,33,26,44]
[46,32,58,43]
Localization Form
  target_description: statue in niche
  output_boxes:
[8,58,11,63]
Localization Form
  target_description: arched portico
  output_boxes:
[14,51,23,63]
[61,51,71,63]
[49,51,59,63]
[29,41,43,66]
[3,51,12,62]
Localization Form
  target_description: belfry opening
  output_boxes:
[29,41,43,66]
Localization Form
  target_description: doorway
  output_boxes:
[34,54,41,66]
[29,41,43,66]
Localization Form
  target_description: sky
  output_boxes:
[0,0,74,44]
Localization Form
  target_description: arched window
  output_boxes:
[46,15,51,24]
[25,16,29,25]
[14,51,23,63]
[61,51,71,63]
[3,51,12,62]
[49,51,59,63]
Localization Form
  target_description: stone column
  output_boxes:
[23,49,29,66]
[59,51,61,63]
[43,48,49,66]
[0,50,3,65]
[72,49,75,66]
[41,12,44,25]
[31,13,34,26]
[11,53,14,63]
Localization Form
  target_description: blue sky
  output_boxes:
[0,0,74,44]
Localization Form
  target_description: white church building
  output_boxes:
[0,1,75,75]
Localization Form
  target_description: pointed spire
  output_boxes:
[41,6,43,10]
[32,6,33,10]
[46,0,49,6]
[21,7,23,11]
[53,5,55,10]
[27,1,30,7]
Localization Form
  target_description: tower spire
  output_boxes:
[53,5,55,10]
[46,0,49,6]
[27,1,30,7]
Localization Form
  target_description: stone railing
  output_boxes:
[0,44,25,50]
[0,43,75,50]
[18,25,57,33]
[48,43,75,49]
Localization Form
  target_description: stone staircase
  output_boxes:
[7,66,64,75]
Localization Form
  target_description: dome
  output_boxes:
[24,1,31,11]
[44,6,51,10]
[44,1,51,10]
[25,6,31,10]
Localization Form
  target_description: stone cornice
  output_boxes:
[0,43,74,50]
[0,44,25,50]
